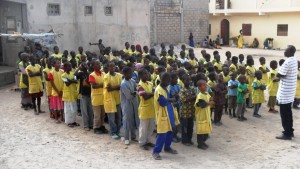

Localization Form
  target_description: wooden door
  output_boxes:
[221,19,230,46]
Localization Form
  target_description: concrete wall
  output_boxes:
[209,12,300,49]
[25,0,150,52]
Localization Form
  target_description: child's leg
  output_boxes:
[139,119,149,146]
[236,103,242,118]
[146,119,155,143]
[163,131,173,151]
[180,117,188,143]
[77,99,81,115]
[232,96,237,117]
[116,104,122,135]
[32,96,37,112]
[107,113,117,135]
[187,117,194,142]
[218,105,224,123]
[197,134,207,148]
[92,106,101,130]
[81,95,89,128]
[225,97,228,114]
[241,102,246,118]
[37,96,44,113]
[153,132,167,154]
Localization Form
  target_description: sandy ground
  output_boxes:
[1,47,300,169]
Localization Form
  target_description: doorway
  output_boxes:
[221,19,230,46]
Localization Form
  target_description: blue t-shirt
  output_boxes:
[228,79,239,96]
[169,84,181,108]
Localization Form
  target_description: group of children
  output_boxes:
[17,42,300,160]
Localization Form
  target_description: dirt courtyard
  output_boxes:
[1,47,300,169]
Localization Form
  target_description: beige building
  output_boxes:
[209,0,300,49]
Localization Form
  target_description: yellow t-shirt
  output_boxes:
[295,71,300,98]
[214,62,223,72]
[103,73,122,113]
[75,53,86,60]
[229,64,237,74]
[129,51,140,56]
[189,59,198,67]
[89,71,105,106]
[259,65,268,85]
[268,70,279,97]
[194,92,212,134]
[43,67,53,96]
[49,69,64,96]
[138,81,155,120]
[252,78,265,104]
[246,66,256,92]
[221,72,230,83]
[19,61,28,89]
[62,72,77,102]
[123,48,132,54]
[26,64,43,94]
[51,53,63,58]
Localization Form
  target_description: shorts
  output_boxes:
[228,96,237,109]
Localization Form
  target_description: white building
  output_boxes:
[209,0,300,49]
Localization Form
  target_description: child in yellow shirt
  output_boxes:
[252,71,266,118]
[43,57,53,117]
[62,62,79,127]
[195,80,214,150]
[26,55,44,115]
[294,61,300,109]
[258,57,270,85]
[267,60,280,113]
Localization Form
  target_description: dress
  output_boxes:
[237,34,243,48]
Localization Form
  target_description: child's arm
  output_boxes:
[138,85,154,100]
[43,71,50,81]
[120,82,135,100]
[27,69,41,77]
[259,67,267,73]
[196,99,208,108]
[253,82,260,90]
[89,75,103,89]
[271,73,280,82]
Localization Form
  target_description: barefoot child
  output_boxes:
[237,75,248,121]
[26,55,44,115]
[227,72,239,118]
[104,62,123,139]
[258,57,270,85]
[43,57,53,117]
[267,60,280,113]
[252,71,266,118]
[62,62,79,127]
[195,80,214,150]
[214,74,227,125]
[152,72,179,160]
[48,58,64,123]
[179,75,196,146]
[121,67,139,145]
[138,68,155,150]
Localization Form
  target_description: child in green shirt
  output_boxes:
[237,75,248,121]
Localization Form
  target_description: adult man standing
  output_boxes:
[276,45,298,140]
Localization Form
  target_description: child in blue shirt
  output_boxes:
[227,72,239,118]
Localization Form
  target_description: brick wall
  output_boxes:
[150,0,209,46]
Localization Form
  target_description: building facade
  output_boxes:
[0,0,209,67]
[209,0,300,49]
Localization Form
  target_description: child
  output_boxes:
[169,73,181,143]
[43,57,53,117]
[195,80,214,150]
[75,62,94,130]
[294,61,300,109]
[224,51,232,66]
[258,57,270,85]
[214,74,227,125]
[267,60,280,113]
[178,51,188,64]
[48,58,64,123]
[246,58,256,108]
[228,72,239,118]
[121,67,139,145]
[152,72,179,160]
[238,54,245,68]
[229,56,238,74]
[19,53,32,110]
[51,46,63,58]
[104,62,123,138]
[137,68,155,150]
[236,75,248,121]
[89,60,108,134]
[221,66,230,114]
[62,62,79,127]
[213,54,222,73]
[252,71,266,118]
[179,75,196,146]
[26,55,44,115]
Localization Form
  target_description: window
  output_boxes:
[105,6,113,16]
[277,24,288,36]
[47,4,60,16]
[242,24,252,36]
[85,6,93,15]
[209,24,211,35]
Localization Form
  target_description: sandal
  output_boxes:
[72,122,80,127]
[164,148,178,154]
[68,123,75,128]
